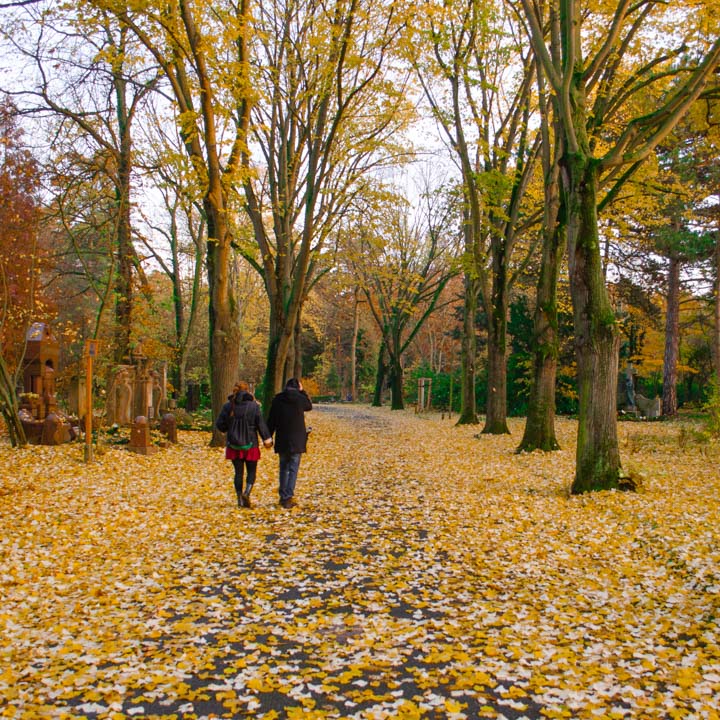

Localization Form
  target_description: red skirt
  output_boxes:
[225,446,261,461]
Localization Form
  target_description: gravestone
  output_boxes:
[636,394,661,419]
[159,413,178,444]
[41,413,70,445]
[128,416,157,455]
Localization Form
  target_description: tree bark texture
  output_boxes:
[518,226,563,452]
[714,234,720,387]
[565,156,621,493]
[350,289,360,401]
[662,254,681,417]
[389,354,404,410]
[205,203,242,446]
[372,340,387,407]
[457,274,479,425]
[114,85,133,365]
[261,300,286,412]
[482,267,509,434]
[292,316,303,381]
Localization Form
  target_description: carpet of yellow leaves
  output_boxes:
[1,404,719,719]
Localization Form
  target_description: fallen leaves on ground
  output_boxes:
[1,405,719,719]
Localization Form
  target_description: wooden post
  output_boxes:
[84,340,99,462]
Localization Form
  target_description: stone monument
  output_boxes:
[128,416,157,455]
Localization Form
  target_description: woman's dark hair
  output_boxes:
[285,377,300,390]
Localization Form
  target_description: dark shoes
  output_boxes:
[280,497,297,509]
[242,493,252,509]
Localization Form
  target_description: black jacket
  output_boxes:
[267,388,312,454]
[216,392,271,448]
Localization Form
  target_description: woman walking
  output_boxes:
[216,381,273,508]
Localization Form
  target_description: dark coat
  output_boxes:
[216,392,271,448]
[267,388,312,454]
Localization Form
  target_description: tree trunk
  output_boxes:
[662,253,681,417]
[260,297,303,410]
[175,351,187,405]
[284,330,295,381]
[259,248,303,410]
[518,225,563,452]
[170,250,185,400]
[713,233,720,387]
[565,156,622,493]
[114,101,133,365]
[482,273,509,434]
[261,301,286,411]
[205,203,242,446]
[0,354,26,447]
[372,340,387,407]
[389,354,404,410]
[457,274,479,424]
[292,314,303,380]
[350,288,360,401]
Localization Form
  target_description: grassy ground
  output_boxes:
[1,405,719,719]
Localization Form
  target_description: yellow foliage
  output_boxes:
[1,408,719,718]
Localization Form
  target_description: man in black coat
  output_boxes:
[267,378,312,508]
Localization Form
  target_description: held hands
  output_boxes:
[263,438,274,448]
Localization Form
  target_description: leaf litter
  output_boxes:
[0,405,719,719]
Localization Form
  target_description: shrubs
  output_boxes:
[702,378,720,439]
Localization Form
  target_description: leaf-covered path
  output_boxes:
[1,405,719,719]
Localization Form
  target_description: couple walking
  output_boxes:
[216,378,312,509]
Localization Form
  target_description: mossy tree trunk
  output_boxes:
[713,235,720,387]
[457,274,479,425]
[205,201,243,446]
[482,250,509,435]
[519,106,563,453]
[389,354,404,410]
[372,340,387,407]
[564,154,621,493]
[518,224,563,452]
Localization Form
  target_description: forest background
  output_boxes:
[0,0,718,493]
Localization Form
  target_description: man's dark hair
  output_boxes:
[285,377,300,390]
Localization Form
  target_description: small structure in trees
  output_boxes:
[18,322,75,444]
[105,346,167,426]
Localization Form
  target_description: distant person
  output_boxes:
[216,381,272,509]
[267,378,312,509]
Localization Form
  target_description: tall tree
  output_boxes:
[517,0,720,492]
[352,189,457,410]
[135,100,207,397]
[237,0,411,410]
[409,0,541,431]
[1,3,157,364]
[0,98,42,446]
[86,0,253,443]
[518,58,564,452]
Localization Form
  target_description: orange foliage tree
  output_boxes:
[0,98,43,446]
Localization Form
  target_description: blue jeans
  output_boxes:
[278,452,301,502]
